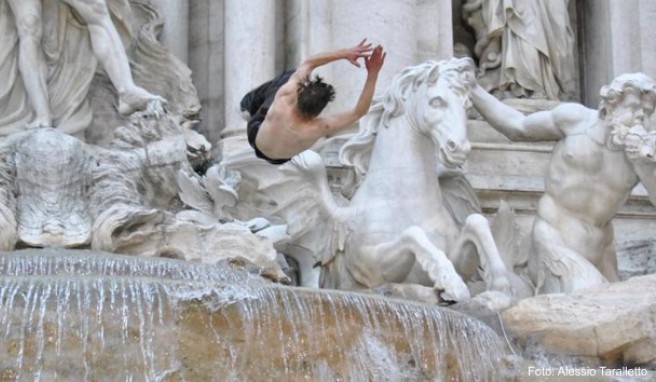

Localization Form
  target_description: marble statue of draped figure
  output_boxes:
[0,0,162,137]
[463,0,577,100]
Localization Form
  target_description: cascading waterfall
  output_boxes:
[0,249,508,381]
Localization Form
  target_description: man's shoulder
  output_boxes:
[551,103,594,128]
[551,102,591,117]
[272,84,296,100]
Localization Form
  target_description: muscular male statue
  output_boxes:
[8,0,162,129]
[470,73,656,293]
[240,40,386,164]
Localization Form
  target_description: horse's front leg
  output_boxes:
[448,214,511,293]
[349,226,470,302]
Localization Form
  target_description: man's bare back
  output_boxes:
[255,89,328,159]
[242,40,386,164]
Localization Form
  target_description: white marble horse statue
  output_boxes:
[305,57,512,301]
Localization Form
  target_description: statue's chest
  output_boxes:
[559,134,605,172]
[557,133,636,188]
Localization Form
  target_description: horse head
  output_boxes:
[340,57,477,180]
[409,57,476,169]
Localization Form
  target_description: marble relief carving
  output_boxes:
[462,0,577,101]
[0,0,286,278]
[0,0,199,144]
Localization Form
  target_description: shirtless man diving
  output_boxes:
[241,39,386,164]
[470,73,656,294]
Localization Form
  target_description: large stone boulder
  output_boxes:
[502,275,656,367]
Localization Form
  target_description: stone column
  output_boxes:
[607,0,642,75]
[416,0,453,62]
[286,0,332,65]
[188,0,224,147]
[581,0,656,106]
[158,0,189,63]
[637,0,656,78]
[323,0,418,124]
[222,0,276,142]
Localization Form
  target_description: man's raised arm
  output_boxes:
[320,45,386,135]
[293,39,374,80]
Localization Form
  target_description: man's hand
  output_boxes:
[365,45,386,75]
[342,39,374,67]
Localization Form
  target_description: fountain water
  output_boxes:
[0,249,508,381]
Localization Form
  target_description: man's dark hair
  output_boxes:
[297,76,335,118]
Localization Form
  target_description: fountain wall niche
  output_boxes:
[0,0,514,381]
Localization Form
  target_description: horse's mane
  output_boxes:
[339,57,476,180]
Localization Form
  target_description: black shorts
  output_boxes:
[241,69,296,165]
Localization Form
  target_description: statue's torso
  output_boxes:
[537,122,638,256]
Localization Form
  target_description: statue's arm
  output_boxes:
[470,84,579,141]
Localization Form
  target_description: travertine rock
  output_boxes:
[502,274,656,367]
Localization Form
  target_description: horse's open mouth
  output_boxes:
[439,148,466,168]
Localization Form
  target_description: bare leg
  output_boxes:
[60,0,165,115]
[350,226,470,302]
[448,214,511,293]
[7,0,51,128]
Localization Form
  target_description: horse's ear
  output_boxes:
[426,63,441,84]
[411,62,439,91]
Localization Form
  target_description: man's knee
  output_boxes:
[15,13,42,40]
